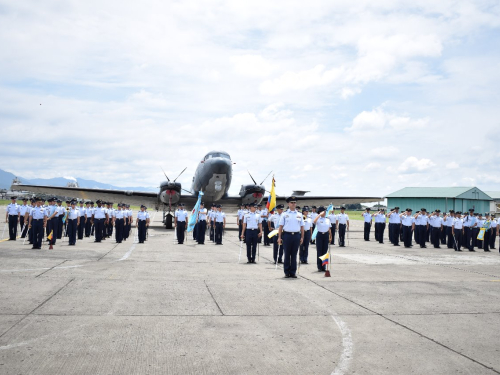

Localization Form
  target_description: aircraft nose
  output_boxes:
[211,157,232,174]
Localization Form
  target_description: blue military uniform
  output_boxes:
[175,204,188,244]
[243,204,262,263]
[314,206,331,271]
[278,196,304,278]
[6,197,20,240]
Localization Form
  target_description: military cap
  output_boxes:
[140,205,145,208]
[317,206,326,214]
[276,204,284,209]
[35,197,42,202]
[200,202,204,205]
[469,208,474,212]
[407,208,413,212]
[249,203,257,207]
[340,206,346,210]
[296,206,301,211]
[302,207,309,213]
[56,199,62,203]
[216,204,221,208]
[212,203,216,207]
[474,213,478,216]
[70,200,76,205]
[394,207,400,209]
[257,203,262,207]
[436,209,441,213]
[22,197,28,201]
[456,211,462,215]
[366,207,371,211]
[449,210,455,213]
[286,196,297,203]
[311,205,317,209]
[96,199,102,204]
[10,196,17,200]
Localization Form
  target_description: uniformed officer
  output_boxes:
[337,207,349,247]
[77,201,86,239]
[136,205,149,243]
[476,213,484,249]
[240,203,262,263]
[237,204,245,239]
[309,206,318,244]
[175,203,188,244]
[127,204,133,240]
[313,206,331,272]
[5,196,20,240]
[27,199,35,243]
[84,202,93,237]
[18,198,30,237]
[429,210,443,248]
[300,207,312,264]
[197,203,207,244]
[277,197,304,278]
[452,212,463,251]
[214,205,226,245]
[362,208,373,241]
[388,207,401,246]
[90,201,96,236]
[415,209,429,248]
[374,209,386,243]
[113,204,125,243]
[490,216,497,250]
[401,208,415,248]
[46,198,60,245]
[443,211,454,248]
[260,204,270,246]
[107,202,115,238]
[463,209,475,251]
[328,208,337,245]
[269,204,284,263]
[92,200,108,242]
[28,198,47,249]
[209,204,216,242]
[66,201,79,246]
[56,200,65,239]
[482,214,492,252]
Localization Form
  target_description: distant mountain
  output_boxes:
[0,168,156,192]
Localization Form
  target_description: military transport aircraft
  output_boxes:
[11,150,381,228]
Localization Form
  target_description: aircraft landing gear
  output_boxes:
[163,211,173,229]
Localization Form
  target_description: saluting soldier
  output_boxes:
[401,208,415,248]
[84,202,93,237]
[387,207,401,246]
[66,201,79,246]
[240,203,262,263]
[443,211,454,248]
[374,209,386,243]
[197,203,207,244]
[269,204,284,263]
[300,207,312,264]
[174,203,188,244]
[277,196,304,278]
[46,198,60,245]
[313,206,332,272]
[490,216,497,250]
[5,196,20,240]
[56,200,65,239]
[462,209,474,251]
[28,197,47,249]
[214,205,226,245]
[136,205,149,244]
[476,213,484,249]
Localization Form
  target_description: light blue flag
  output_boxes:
[187,191,204,232]
[311,204,334,241]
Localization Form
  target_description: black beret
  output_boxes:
[286,196,297,203]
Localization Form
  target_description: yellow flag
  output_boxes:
[267,177,276,212]
[268,229,279,238]
[47,230,53,240]
[319,252,329,261]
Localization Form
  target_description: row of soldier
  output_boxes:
[364,207,499,252]
[4,197,151,249]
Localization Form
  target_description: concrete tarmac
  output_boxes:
[1,215,500,374]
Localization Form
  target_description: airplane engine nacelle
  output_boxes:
[159,181,182,206]
[239,184,265,205]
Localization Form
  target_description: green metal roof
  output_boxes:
[485,191,500,200]
[386,187,492,200]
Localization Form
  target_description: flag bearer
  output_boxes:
[269,204,284,263]
[241,203,262,263]
[482,214,492,252]
[197,203,207,244]
[5,196,20,240]
[313,206,331,272]
[277,197,304,279]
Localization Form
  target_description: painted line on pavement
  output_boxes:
[331,315,353,375]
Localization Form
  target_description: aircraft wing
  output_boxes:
[10,184,158,207]
[272,195,382,207]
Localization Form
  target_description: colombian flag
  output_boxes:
[266,177,276,212]
[319,252,329,266]
[47,230,53,240]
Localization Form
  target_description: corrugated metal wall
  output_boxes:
[387,198,491,213]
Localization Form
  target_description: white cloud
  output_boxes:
[346,108,429,132]
[230,54,276,77]
[446,162,459,169]
[398,157,436,173]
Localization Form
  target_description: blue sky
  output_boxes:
[0,0,499,197]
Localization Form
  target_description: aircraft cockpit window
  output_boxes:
[210,153,230,159]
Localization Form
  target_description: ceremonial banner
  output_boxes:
[266,177,276,212]
[187,191,204,233]
[319,252,330,266]
[477,228,485,240]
